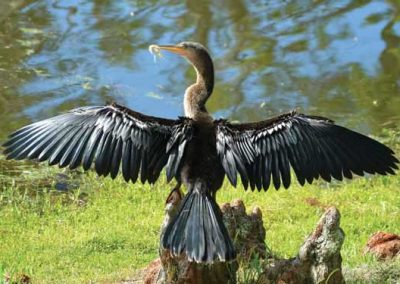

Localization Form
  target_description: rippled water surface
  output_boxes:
[1,0,400,141]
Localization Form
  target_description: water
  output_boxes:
[0,0,400,142]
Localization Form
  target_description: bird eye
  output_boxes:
[178,42,188,48]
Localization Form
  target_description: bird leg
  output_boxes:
[160,182,183,244]
[165,181,183,206]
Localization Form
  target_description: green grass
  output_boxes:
[0,130,399,283]
[0,162,165,283]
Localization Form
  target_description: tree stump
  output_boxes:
[144,190,239,284]
[143,192,345,284]
[258,207,345,284]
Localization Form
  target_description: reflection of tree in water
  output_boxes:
[380,0,400,76]
[372,0,400,129]
[221,0,400,133]
[91,0,146,67]
[0,0,399,141]
[0,1,51,139]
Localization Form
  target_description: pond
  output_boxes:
[0,0,399,142]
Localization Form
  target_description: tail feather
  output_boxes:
[162,182,235,262]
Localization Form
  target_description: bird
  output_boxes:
[3,41,398,263]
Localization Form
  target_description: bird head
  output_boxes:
[150,42,213,77]
[149,41,215,98]
[154,41,209,63]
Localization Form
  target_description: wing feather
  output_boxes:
[121,139,132,182]
[215,112,398,190]
[3,104,193,185]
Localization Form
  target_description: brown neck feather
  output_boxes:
[184,51,214,119]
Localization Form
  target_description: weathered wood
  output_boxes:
[143,192,345,284]
[258,207,345,284]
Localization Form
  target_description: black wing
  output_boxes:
[3,103,193,184]
[216,111,398,190]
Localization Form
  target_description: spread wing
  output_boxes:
[3,103,193,184]
[215,111,398,190]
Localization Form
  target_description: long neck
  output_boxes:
[184,54,214,119]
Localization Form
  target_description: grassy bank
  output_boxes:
[0,131,399,283]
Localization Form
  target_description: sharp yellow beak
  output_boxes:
[157,45,187,56]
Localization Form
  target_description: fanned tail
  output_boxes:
[161,181,236,263]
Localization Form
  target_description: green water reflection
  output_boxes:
[0,0,399,142]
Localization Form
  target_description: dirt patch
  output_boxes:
[364,231,400,260]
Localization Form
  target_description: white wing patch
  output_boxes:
[255,120,293,140]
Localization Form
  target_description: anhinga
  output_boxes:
[3,42,398,263]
